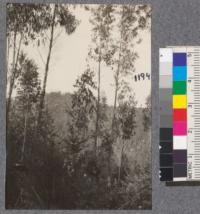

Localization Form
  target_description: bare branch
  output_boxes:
[52,28,64,47]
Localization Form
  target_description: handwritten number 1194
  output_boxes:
[134,73,150,82]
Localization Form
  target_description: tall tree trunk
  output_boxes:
[20,99,29,162]
[111,68,119,131]
[7,33,23,126]
[38,4,57,127]
[111,40,122,132]
[6,34,11,90]
[107,64,120,184]
[94,52,101,155]
[107,28,123,186]
[7,34,10,77]
[6,30,17,123]
[118,140,125,183]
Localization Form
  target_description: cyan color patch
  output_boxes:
[173,66,187,80]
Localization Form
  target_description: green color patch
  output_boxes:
[173,81,186,94]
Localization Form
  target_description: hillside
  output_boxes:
[45,92,151,168]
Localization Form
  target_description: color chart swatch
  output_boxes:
[159,46,200,182]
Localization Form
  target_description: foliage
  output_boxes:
[6,4,151,210]
[16,53,41,107]
[66,69,96,150]
[7,4,79,46]
[117,85,137,140]
[89,5,115,64]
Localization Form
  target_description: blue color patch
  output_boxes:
[173,66,187,81]
[173,53,187,66]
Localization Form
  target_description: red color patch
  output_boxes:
[173,109,187,121]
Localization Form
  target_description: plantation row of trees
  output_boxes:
[6,4,151,209]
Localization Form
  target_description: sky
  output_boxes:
[11,5,151,107]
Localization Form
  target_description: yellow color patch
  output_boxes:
[173,95,187,109]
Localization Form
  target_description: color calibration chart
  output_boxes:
[159,46,200,182]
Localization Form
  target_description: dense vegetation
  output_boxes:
[6,4,151,209]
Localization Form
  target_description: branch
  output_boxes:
[36,46,46,66]
[44,30,50,41]
[52,28,64,47]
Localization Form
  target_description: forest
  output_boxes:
[6,4,151,209]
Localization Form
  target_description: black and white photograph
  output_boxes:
[6,3,151,209]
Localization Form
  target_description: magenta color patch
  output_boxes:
[173,121,187,135]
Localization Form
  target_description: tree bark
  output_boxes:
[111,7,124,131]
[38,4,57,126]
[111,39,122,132]
[7,34,10,76]
[20,99,29,162]
[94,51,101,155]
[118,140,125,183]
[6,30,17,123]
[111,67,120,131]
[6,34,11,90]
[108,14,123,185]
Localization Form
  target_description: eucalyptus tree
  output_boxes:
[110,4,151,136]
[6,3,51,123]
[117,84,136,183]
[35,4,79,127]
[105,4,151,184]
[7,52,64,208]
[66,69,96,171]
[6,53,41,209]
[89,5,115,153]
[15,53,41,162]
[6,4,79,127]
